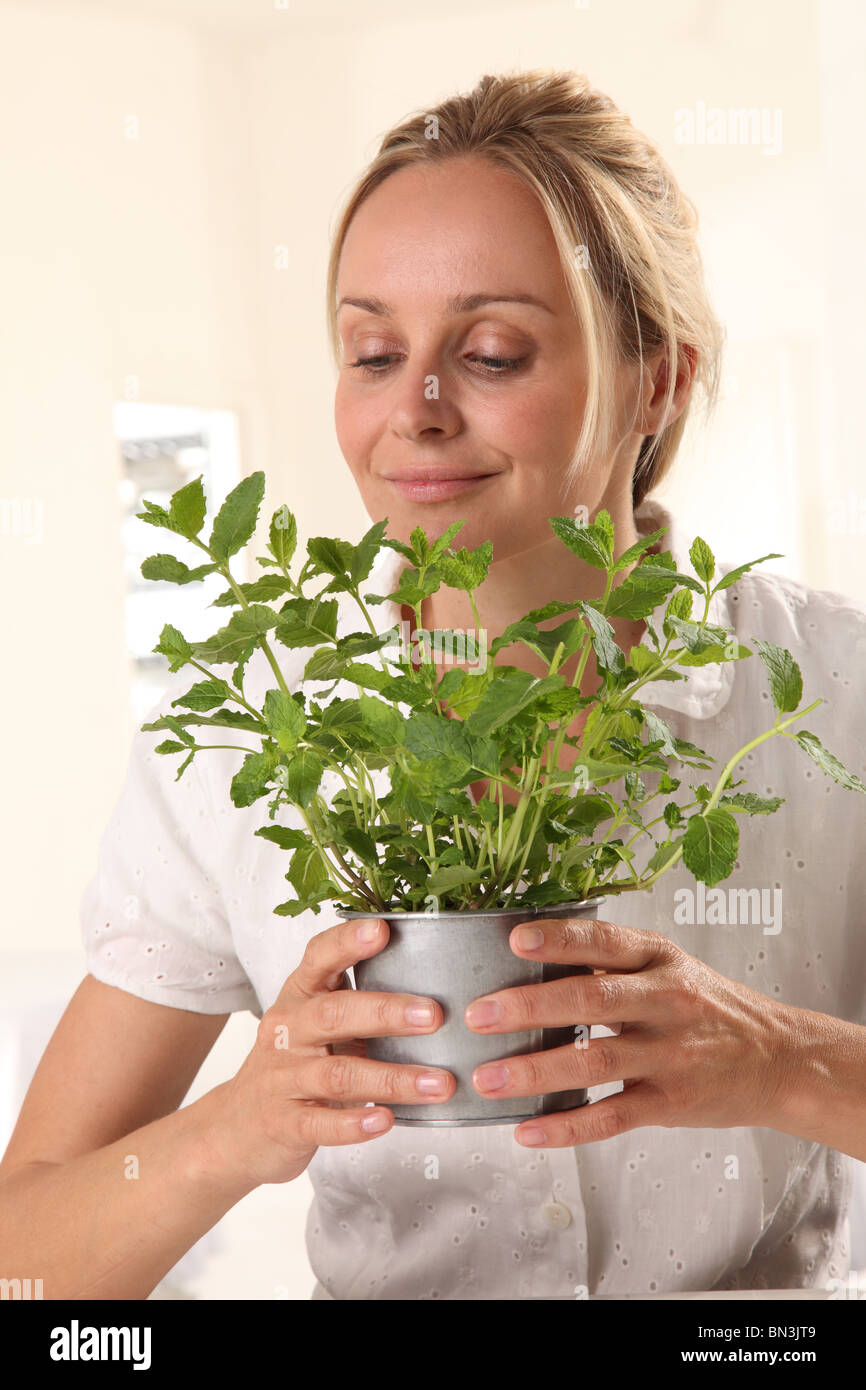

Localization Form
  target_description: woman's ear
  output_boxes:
[639,342,699,435]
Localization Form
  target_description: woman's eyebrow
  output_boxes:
[336,291,553,316]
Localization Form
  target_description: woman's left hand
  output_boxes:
[465,915,800,1148]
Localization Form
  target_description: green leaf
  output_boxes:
[269,505,297,569]
[426,864,482,894]
[793,730,866,794]
[549,514,611,569]
[665,615,731,655]
[230,749,278,807]
[285,749,325,805]
[358,692,404,746]
[577,602,624,674]
[663,588,693,636]
[636,560,705,595]
[350,519,389,585]
[287,842,331,898]
[191,604,279,664]
[677,639,752,667]
[689,536,715,584]
[753,639,803,714]
[212,574,295,607]
[174,750,195,780]
[612,526,668,574]
[342,827,380,867]
[136,498,173,531]
[171,678,231,712]
[404,708,471,767]
[302,632,391,683]
[641,709,678,758]
[153,624,193,672]
[255,824,309,850]
[380,536,417,564]
[370,565,442,611]
[388,763,436,822]
[209,472,266,562]
[307,535,355,581]
[148,708,264,735]
[465,671,565,737]
[435,540,493,593]
[719,792,785,814]
[275,596,339,647]
[429,520,466,561]
[594,509,614,558]
[558,794,614,834]
[141,554,219,585]
[168,474,207,540]
[153,739,189,755]
[646,837,684,874]
[263,689,306,752]
[410,526,429,564]
[626,645,683,683]
[681,808,739,887]
[273,882,338,917]
[601,566,684,621]
[342,662,390,692]
[712,554,783,593]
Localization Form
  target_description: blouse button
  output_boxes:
[544,1202,572,1229]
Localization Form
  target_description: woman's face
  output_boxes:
[334,154,643,560]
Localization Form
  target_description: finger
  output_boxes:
[510,917,671,972]
[292,1053,456,1107]
[291,984,444,1049]
[275,917,390,1007]
[465,969,667,1033]
[512,1080,663,1148]
[471,1033,650,1101]
[289,1100,396,1147]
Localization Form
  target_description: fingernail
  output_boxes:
[361,1110,390,1133]
[405,1002,436,1026]
[465,998,503,1027]
[416,1072,449,1094]
[356,919,381,942]
[475,1064,508,1092]
[514,926,544,950]
[518,1126,546,1146]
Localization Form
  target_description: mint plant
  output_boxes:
[137,471,866,917]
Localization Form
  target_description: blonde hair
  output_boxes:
[326,69,724,510]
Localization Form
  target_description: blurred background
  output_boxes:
[0,0,863,1298]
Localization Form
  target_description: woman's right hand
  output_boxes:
[198,916,455,1188]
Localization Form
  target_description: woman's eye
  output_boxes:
[470,355,526,374]
[347,354,527,377]
[348,354,398,374]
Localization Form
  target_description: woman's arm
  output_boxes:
[0,975,255,1299]
[771,1007,866,1162]
[0,1085,253,1299]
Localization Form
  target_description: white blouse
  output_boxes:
[80,497,866,1299]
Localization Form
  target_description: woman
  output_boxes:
[2,71,864,1301]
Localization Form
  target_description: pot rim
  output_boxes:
[337,895,605,922]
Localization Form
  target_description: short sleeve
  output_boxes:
[79,679,260,1017]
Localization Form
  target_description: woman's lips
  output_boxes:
[385,474,496,502]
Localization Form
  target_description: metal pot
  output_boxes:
[338,897,603,1126]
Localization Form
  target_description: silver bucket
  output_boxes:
[338,897,602,1126]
